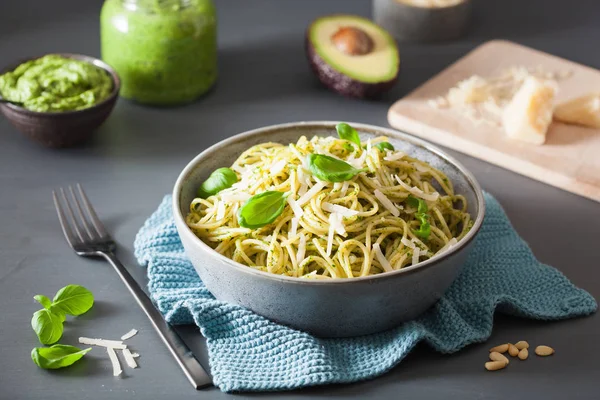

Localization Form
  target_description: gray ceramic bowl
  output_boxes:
[173,121,485,337]
[0,53,120,148]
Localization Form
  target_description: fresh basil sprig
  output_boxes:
[374,142,394,152]
[197,167,238,199]
[336,123,361,146]
[406,195,431,239]
[308,154,366,182]
[31,285,94,345]
[31,344,91,369]
[238,191,288,229]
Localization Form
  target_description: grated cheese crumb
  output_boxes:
[120,329,138,341]
[322,202,359,217]
[79,337,127,350]
[373,243,393,272]
[122,348,138,369]
[107,347,122,377]
[374,189,400,217]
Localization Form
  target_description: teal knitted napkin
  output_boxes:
[134,193,596,393]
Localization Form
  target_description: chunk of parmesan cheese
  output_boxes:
[374,189,400,217]
[122,348,138,369]
[107,347,122,377]
[372,243,393,272]
[120,329,138,341]
[502,76,557,145]
[554,92,600,129]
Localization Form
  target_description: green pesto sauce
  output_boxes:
[0,55,112,112]
[100,0,217,105]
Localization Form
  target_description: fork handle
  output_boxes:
[100,252,212,390]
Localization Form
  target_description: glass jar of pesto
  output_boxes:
[100,0,217,105]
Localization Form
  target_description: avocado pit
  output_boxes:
[331,26,374,56]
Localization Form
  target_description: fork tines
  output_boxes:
[53,184,109,247]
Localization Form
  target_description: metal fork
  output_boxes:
[53,184,212,390]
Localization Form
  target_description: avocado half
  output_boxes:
[306,15,400,98]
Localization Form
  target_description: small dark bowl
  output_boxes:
[0,53,120,148]
[373,0,472,43]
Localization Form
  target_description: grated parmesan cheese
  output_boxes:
[287,196,304,218]
[289,217,299,239]
[216,201,226,220]
[401,237,416,249]
[297,181,326,206]
[383,151,406,162]
[122,348,138,369]
[436,238,458,255]
[107,347,122,376]
[372,243,393,272]
[79,337,127,350]
[120,329,138,341]
[219,191,251,203]
[270,159,286,175]
[340,181,350,197]
[322,202,359,217]
[327,214,336,256]
[296,233,307,265]
[394,176,440,201]
[374,189,400,217]
[412,247,421,266]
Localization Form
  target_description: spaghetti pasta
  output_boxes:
[186,133,472,279]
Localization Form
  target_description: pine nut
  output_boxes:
[518,348,528,360]
[485,361,507,371]
[535,345,555,356]
[489,352,509,365]
[489,344,509,353]
[508,343,519,357]
[515,341,529,350]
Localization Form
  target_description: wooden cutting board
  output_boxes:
[388,40,600,203]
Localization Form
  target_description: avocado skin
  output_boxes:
[305,36,399,99]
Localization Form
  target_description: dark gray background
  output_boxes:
[1,0,599,399]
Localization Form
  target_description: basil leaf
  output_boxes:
[50,306,66,322]
[374,142,394,152]
[197,167,238,199]
[34,294,52,309]
[31,344,91,369]
[238,191,288,229]
[51,284,94,316]
[336,123,361,146]
[406,196,430,239]
[308,154,365,182]
[406,195,427,214]
[31,309,63,345]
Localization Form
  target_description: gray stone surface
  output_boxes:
[0,0,598,399]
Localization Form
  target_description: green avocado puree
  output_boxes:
[100,0,217,105]
[0,55,112,112]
